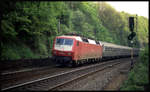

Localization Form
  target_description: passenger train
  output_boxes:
[52,33,139,67]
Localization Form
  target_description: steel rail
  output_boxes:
[1,59,124,91]
[49,62,122,90]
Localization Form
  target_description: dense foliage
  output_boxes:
[120,46,149,90]
[1,1,148,60]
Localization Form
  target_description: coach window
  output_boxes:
[77,41,79,46]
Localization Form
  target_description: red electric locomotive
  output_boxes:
[52,34,103,67]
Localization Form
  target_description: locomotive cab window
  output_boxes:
[56,38,73,46]
[64,39,73,46]
[56,38,64,45]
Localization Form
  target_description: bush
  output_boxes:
[1,44,21,60]
[1,42,39,60]
[120,46,149,91]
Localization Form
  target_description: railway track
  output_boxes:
[1,66,53,85]
[1,58,128,91]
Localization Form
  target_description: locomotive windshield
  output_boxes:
[56,38,64,45]
[56,38,73,46]
[64,39,73,45]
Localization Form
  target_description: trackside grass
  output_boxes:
[120,46,149,91]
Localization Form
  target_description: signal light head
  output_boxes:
[129,17,134,32]
[128,32,136,40]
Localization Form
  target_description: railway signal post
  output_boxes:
[130,41,134,70]
[128,15,137,70]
